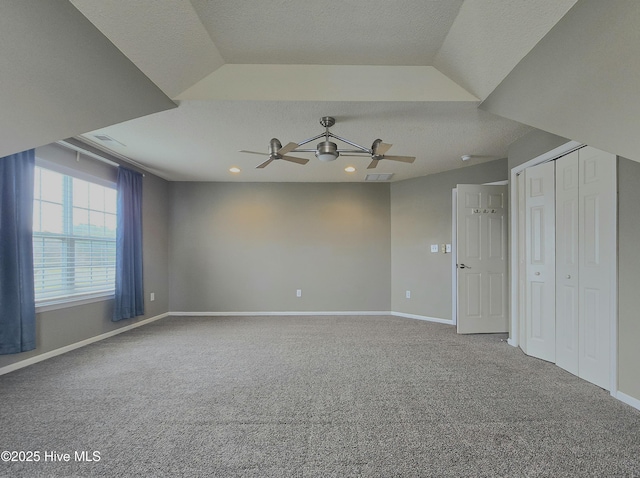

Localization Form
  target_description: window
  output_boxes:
[33,166,117,303]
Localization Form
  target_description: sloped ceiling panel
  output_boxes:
[481,0,640,163]
[434,0,578,100]
[0,0,176,158]
[69,0,224,98]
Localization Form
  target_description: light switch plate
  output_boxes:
[445,244,452,253]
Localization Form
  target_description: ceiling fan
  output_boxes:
[239,138,310,169]
[240,117,416,169]
[342,138,416,169]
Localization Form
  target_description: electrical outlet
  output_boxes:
[150,292,155,302]
[296,289,302,298]
[430,244,438,253]
[405,290,411,299]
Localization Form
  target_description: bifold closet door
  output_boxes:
[555,151,580,375]
[578,147,615,390]
[555,147,615,390]
[524,161,556,362]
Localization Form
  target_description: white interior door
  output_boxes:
[456,184,508,334]
[578,147,615,390]
[524,161,556,362]
[555,151,580,375]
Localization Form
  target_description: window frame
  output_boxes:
[33,159,118,311]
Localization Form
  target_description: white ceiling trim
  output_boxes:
[177,65,478,102]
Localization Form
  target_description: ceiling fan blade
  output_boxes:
[256,158,274,169]
[281,155,309,165]
[383,155,415,163]
[340,154,369,157]
[239,150,268,156]
[367,159,380,169]
[374,142,393,156]
[277,142,299,156]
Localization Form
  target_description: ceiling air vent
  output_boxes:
[365,173,394,181]
[93,134,126,147]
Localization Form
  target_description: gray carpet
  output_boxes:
[0,315,639,477]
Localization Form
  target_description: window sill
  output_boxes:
[35,291,115,313]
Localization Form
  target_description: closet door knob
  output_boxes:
[566,274,571,279]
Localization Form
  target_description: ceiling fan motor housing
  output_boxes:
[269,138,283,155]
[315,141,339,161]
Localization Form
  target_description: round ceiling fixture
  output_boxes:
[315,140,339,162]
[345,166,356,173]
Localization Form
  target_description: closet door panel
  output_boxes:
[524,161,556,362]
[578,147,615,391]
[555,151,579,375]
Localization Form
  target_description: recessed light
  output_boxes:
[229,167,241,173]
[344,166,356,173]
[461,155,472,161]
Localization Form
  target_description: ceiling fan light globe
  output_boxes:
[317,152,339,162]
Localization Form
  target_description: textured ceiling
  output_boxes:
[190,0,464,65]
[67,0,578,182]
[83,101,530,182]
[69,0,224,97]
[434,0,578,99]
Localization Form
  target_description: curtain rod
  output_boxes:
[56,140,146,177]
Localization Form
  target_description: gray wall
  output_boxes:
[169,182,391,312]
[0,143,170,369]
[616,157,640,401]
[390,158,508,319]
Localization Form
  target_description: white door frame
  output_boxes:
[452,189,457,326]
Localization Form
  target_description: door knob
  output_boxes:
[566,274,571,279]
[458,264,470,269]
[535,272,540,276]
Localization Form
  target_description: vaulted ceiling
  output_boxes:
[64,1,577,181]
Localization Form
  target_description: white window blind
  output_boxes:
[33,166,117,303]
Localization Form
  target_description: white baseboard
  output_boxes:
[391,312,453,325]
[614,390,640,412]
[170,311,392,317]
[170,311,454,326]
[0,312,169,376]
